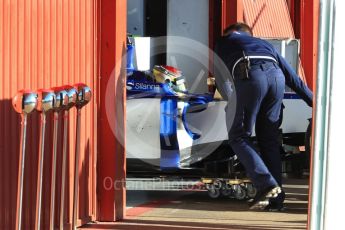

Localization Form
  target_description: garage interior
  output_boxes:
[113,0,312,229]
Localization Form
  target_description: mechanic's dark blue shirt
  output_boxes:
[215,31,313,106]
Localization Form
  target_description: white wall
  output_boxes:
[323,1,345,229]
[167,0,209,93]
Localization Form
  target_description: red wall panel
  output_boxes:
[0,0,97,229]
[298,0,319,90]
[97,0,127,221]
[221,0,244,33]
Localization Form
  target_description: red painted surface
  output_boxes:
[221,0,244,33]
[297,0,319,90]
[97,0,127,221]
[0,0,97,228]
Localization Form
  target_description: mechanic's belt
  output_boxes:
[232,56,277,77]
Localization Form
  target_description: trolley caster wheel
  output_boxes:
[207,184,221,199]
[233,185,247,200]
[245,183,257,199]
[221,187,232,197]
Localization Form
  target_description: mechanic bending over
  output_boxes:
[215,22,313,211]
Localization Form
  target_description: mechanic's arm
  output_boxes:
[276,53,313,107]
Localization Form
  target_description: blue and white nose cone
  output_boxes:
[126,70,229,171]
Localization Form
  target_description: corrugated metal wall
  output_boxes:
[0,0,97,229]
[243,0,295,38]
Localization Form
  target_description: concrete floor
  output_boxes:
[81,178,309,230]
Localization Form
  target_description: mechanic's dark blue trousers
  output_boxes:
[227,62,285,192]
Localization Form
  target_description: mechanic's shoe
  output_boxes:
[249,186,282,210]
[264,202,285,212]
[266,190,285,212]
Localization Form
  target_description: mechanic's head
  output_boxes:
[224,22,253,36]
